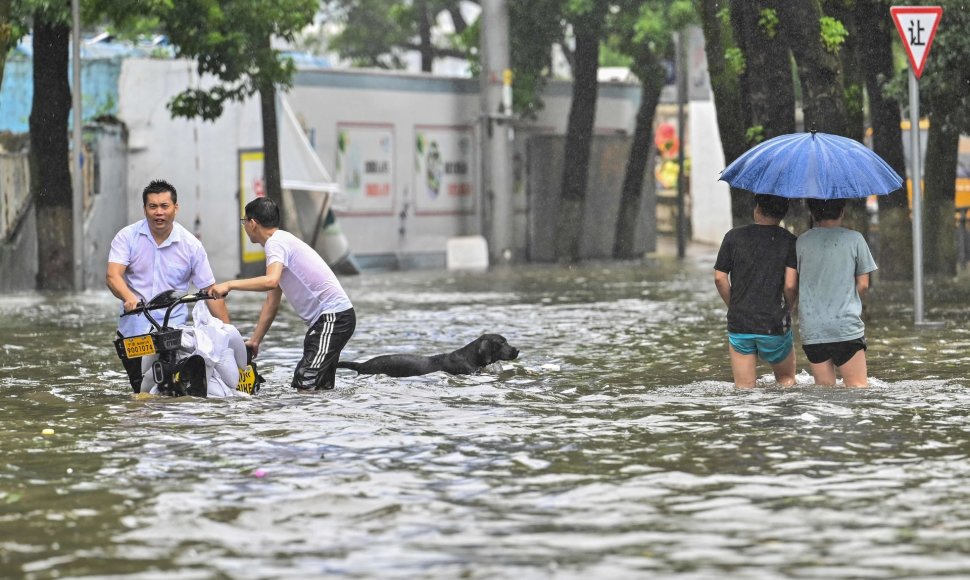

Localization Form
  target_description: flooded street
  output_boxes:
[2,243,970,578]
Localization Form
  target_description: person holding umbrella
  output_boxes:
[720,130,901,388]
[714,194,798,388]
[796,199,876,387]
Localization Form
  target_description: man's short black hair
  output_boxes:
[143,179,177,206]
[245,197,280,228]
[754,194,789,220]
[807,198,846,222]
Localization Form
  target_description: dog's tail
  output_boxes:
[337,360,361,374]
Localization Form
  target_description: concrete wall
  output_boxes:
[286,70,645,266]
[115,61,647,277]
[0,126,129,291]
[118,59,261,282]
[82,124,130,290]
[690,100,732,245]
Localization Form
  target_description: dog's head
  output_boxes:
[474,334,519,366]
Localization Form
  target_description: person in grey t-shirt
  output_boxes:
[796,199,877,387]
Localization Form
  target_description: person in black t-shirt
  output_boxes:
[714,194,798,387]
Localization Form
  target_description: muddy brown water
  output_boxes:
[2,246,970,578]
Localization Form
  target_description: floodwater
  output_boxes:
[2,242,970,579]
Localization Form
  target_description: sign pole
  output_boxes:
[890,5,942,326]
[908,68,925,324]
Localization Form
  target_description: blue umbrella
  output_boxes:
[719,131,903,199]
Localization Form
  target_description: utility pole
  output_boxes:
[71,0,84,290]
[675,30,688,259]
[479,0,514,264]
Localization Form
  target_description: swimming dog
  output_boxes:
[338,333,519,378]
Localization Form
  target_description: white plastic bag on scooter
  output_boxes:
[141,302,250,397]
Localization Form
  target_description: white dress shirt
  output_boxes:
[108,219,216,336]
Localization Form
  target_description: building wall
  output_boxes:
[115,60,647,278]
[287,70,644,264]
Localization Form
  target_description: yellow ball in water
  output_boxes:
[41,428,55,435]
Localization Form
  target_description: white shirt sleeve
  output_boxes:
[108,227,132,266]
[190,244,216,289]
[264,237,287,267]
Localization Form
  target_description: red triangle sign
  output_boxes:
[890,6,943,79]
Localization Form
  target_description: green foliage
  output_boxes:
[508,0,566,118]
[745,124,764,146]
[325,0,469,70]
[819,16,847,54]
[716,6,730,28]
[844,82,863,122]
[666,0,696,30]
[600,43,633,68]
[724,46,745,76]
[158,0,317,120]
[758,8,778,39]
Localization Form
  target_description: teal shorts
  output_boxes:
[729,329,794,364]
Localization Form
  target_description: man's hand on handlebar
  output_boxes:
[123,297,142,312]
[208,282,231,300]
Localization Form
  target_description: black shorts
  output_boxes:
[292,307,356,390]
[802,337,867,367]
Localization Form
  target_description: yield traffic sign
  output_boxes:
[890,6,942,79]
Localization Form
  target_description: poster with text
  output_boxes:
[336,123,395,214]
[414,126,476,215]
[239,150,265,264]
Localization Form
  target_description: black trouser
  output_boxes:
[292,308,356,390]
[121,356,143,392]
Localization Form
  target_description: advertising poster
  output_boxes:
[238,150,265,264]
[335,123,395,214]
[414,126,476,215]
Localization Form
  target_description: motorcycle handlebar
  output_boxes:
[120,290,215,318]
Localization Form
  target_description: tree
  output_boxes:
[854,0,910,280]
[30,3,74,290]
[695,1,748,226]
[777,0,848,135]
[325,0,470,72]
[0,0,15,91]
[555,0,609,263]
[149,0,318,214]
[609,0,689,259]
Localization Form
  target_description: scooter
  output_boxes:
[113,290,264,397]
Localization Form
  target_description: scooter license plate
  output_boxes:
[123,334,156,358]
[237,366,257,394]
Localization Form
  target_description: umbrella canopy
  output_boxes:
[719,131,903,199]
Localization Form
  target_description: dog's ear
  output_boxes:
[477,337,496,366]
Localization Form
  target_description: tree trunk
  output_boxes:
[829,3,865,142]
[730,0,798,228]
[922,117,959,277]
[696,0,749,226]
[258,39,284,227]
[613,55,664,259]
[31,16,73,290]
[417,0,433,72]
[555,5,603,263]
[856,0,910,281]
[730,0,795,141]
[776,0,847,135]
